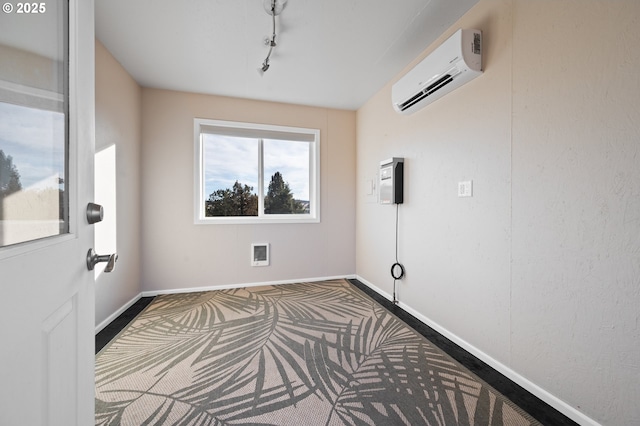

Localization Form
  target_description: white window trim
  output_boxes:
[194,118,320,224]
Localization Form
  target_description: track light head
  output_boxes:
[258,59,270,76]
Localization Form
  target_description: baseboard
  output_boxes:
[354,275,600,426]
[140,275,357,297]
[95,293,142,334]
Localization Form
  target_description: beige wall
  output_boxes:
[356,1,640,425]
[140,89,356,292]
[94,40,143,327]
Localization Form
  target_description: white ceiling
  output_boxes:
[95,0,479,111]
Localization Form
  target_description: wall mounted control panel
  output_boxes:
[379,157,404,204]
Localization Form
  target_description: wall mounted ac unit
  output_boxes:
[392,29,482,115]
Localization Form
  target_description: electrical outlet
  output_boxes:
[458,180,473,197]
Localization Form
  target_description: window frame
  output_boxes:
[194,118,320,224]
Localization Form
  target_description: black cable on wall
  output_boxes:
[391,203,405,304]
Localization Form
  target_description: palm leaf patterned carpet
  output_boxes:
[96,279,540,425]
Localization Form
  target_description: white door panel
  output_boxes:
[0,0,95,425]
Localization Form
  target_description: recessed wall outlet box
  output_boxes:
[251,243,269,266]
[458,180,473,197]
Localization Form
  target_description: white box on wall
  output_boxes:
[251,243,269,267]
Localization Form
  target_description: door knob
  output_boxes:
[87,249,118,272]
[86,203,104,224]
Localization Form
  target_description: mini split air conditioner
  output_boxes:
[392,29,482,115]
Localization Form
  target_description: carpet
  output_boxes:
[96,279,541,425]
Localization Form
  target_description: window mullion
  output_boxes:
[258,138,264,217]
[308,141,314,217]
[199,133,205,219]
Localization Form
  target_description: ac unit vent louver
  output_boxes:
[397,74,454,112]
[392,29,482,115]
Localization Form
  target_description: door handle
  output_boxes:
[87,249,118,272]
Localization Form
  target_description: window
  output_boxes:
[0,2,69,248]
[194,119,320,224]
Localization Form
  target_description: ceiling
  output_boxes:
[95,0,479,111]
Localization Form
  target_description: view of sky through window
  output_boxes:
[203,135,258,197]
[0,101,67,246]
[263,138,309,202]
[203,134,310,202]
[0,102,65,191]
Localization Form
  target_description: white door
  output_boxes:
[0,0,96,425]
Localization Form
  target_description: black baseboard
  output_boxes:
[347,278,578,426]
[95,296,155,354]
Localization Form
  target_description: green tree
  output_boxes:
[206,181,258,217]
[264,171,304,214]
[0,149,22,197]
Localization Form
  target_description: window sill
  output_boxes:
[194,215,320,225]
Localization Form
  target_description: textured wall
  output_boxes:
[94,39,143,328]
[355,0,640,424]
[510,1,640,424]
[140,89,356,292]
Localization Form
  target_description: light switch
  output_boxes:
[365,179,374,195]
[458,180,473,197]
